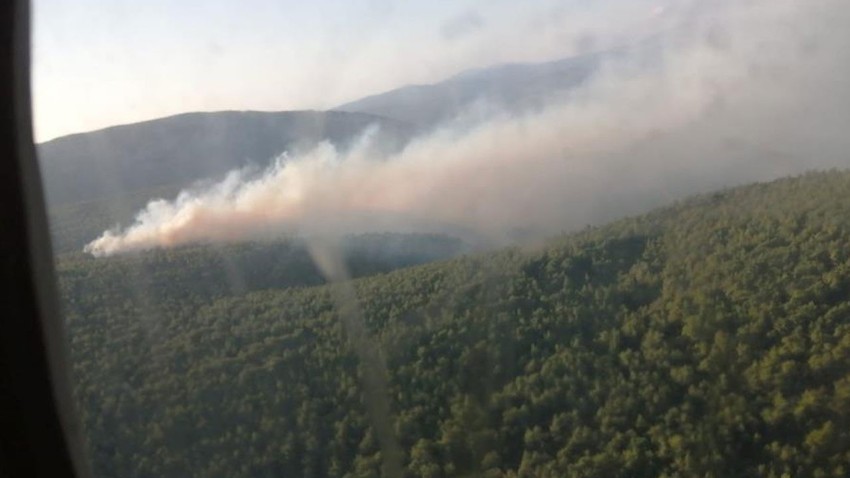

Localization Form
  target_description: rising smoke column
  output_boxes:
[86,0,850,257]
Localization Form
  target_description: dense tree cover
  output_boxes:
[59,171,850,477]
[57,234,467,308]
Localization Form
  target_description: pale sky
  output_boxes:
[32,0,675,142]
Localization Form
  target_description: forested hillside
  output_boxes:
[38,110,413,206]
[39,110,415,253]
[47,184,183,253]
[60,171,850,477]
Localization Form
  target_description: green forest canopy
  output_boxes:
[58,171,850,477]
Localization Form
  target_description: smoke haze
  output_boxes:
[86,0,850,257]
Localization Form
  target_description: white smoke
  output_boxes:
[86,0,850,257]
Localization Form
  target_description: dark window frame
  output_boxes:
[0,1,87,476]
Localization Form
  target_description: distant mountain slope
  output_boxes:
[37,110,413,206]
[47,184,183,253]
[335,53,601,128]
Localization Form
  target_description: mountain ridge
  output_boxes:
[37,109,414,206]
[334,53,602,128]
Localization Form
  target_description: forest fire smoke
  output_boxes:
[85,0,850,257]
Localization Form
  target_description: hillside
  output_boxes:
[39,110,416,253]
[60,171,850,477]
[37,110,413,206]
[40,50,628,254]
[334,53,601,129]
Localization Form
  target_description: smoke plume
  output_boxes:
[86,0,850,257]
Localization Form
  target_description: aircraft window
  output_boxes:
[32,0,850,476]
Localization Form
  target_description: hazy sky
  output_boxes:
[32,0,674,142]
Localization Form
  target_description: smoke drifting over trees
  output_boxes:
[86,0,850,257]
